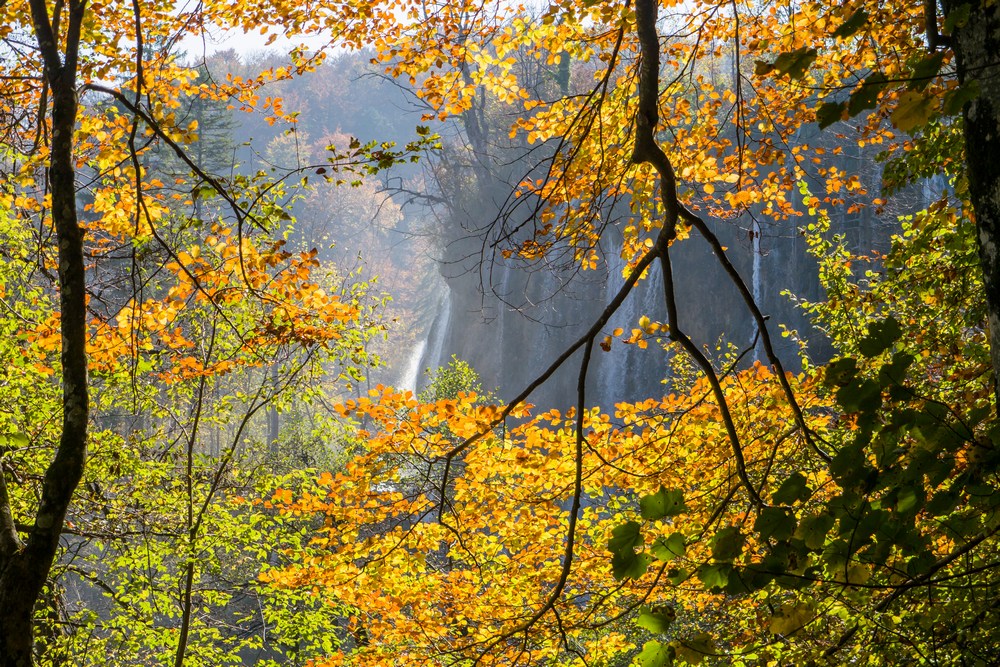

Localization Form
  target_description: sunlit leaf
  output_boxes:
[848,73,888,116]
[637,640,674,667]
[651,533,687,561]
[640,487,687,520]
[892,91,937,132]
[637,605,677,634]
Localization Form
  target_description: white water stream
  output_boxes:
[398,339,427,394]
[750,219,762,363]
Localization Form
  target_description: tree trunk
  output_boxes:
[0,3,89,665]
[946,0,1000,407]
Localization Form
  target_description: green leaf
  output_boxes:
[640,487,687,520]
[943,80,980,116]
[796,513,835,550]
[832,8,869,38]
[768,603,815,635]
[772,47,818,79]
[896,485,921,514]
[859,316,902,357]
[613,551,652,581]
[637,605,677,634]
[848,73,888,116]
[667,567,689,585]
[638,640,674,667]
[609,521,651,580]
[724,567,756,594]
[926,489,959,516]
[892,91,937,132]
[825,358,858,387]
[817,101,847,128]
[711,527,745,561]
[879,351,915,387]
[697,563,731,591]
[772,472,812,505]
[192,184,216,201]
[0,432,29,447]
[909,52,946,91]
[608,521,643,555]
[651,533,687,561]
[735,562,776,592]
[754,507,797,541]
[836,378,882,414]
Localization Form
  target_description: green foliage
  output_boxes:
[637,640,674,667]
[651,534,686,561]
[615,172,999,663]
[609,521,651,581]
[418,355,491,403]
[0,189,386,665]
[48,461,347,666]
[636,605,677,635]
[639,487,686,520]
[754,47,818,80]
[739,194,997,662]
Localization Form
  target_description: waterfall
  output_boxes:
[495,259,515,392]
[593,232,670,410]
[398,339,427,394]
[922,173,947,208]
[601,238,631,408]
[750,219,762,363]
[419,286,453,388]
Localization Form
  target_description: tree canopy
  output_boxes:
[1,0,999,665]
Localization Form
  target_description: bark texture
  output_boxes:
[946,0,1000,406]
[0,2,89,665]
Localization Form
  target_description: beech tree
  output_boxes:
[1,4,90,662]
[3,0,1000,664]
[0,2,420,665]
[266,0,1000,664]
[945,0,1000,399]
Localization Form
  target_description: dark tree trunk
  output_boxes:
[946,0,1000,407]
[0,3,89,665]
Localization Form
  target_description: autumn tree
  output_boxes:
[0,2,429,664]
[1,5,91,662]
[263,0,1000,664]
[4,0,1000,664]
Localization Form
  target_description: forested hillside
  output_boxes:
[1,1,998,666]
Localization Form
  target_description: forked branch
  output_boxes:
[632,0,763,506]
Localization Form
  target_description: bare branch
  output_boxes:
[680,206,832,462]
[437,242,661,522]
[632,0,762,506]
[658,246,763,506]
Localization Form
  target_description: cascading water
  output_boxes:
[750,219,762,363]
[594,233,669,410]
[398,339,427,394]
[601,239,632,408]
[418,286,453,390]
[495,258,516,394]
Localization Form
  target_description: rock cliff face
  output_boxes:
[408,125,920,412]
[416,217,808,412]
